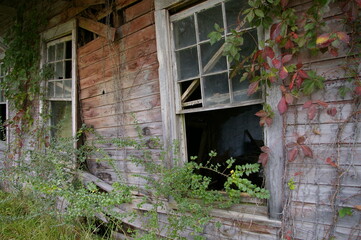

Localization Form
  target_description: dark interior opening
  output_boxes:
[185,104,264,190]
[0,104,6,141]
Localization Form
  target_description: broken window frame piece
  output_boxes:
[170,0,263,114]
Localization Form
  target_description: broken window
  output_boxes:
[170,0,264,190]
[171,0,262,111]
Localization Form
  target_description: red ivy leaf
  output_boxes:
[269,76,277,83]
[265,117,273,126]
[327,107,337,117]
[316,100,328,108]
[290,73,297,90]
[356,0,361,7]
[247,81,259,95]
[259,118,266,127]
[316,33,335,48]
[271,22,282,40]
[298,69,309,79]
[281,0,289,8]
[272,58,282,69]
[258,153,269,167]
[282,54,293,64]
[294,171,304,176]
[264,46,275,59]
[308,104,317,120]
[329,47,338,57]
[297,136,306,144]
[285,93,294,104]
[275,35,283,43]
[255,110,267,118]
[263,62,270,70]
[279,66,289,80]
[286,142,297,148]
[303,100,313,109]
[285,39,294,49]
[278,96,288,114]
[261,146,270,153]
[355,86,361,96]
[336,32,350,44]
[301,145,313,158]
[288,148,299,162]
[326,157,338,167]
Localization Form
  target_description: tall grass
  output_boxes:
[0,190,101,240]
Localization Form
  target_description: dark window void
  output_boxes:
[0,104,6,141]
[185,104,264,190]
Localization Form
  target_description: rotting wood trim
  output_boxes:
[182,99,202,107]
[73,0,105,7]
[78,16,116,41]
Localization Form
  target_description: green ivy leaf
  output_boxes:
[339,207,353,218]
[246,10,255,23]
[255,9,265,18]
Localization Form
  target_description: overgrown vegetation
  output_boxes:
[0,190,106,239]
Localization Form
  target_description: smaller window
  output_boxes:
[46,35,73,138]
[0,63,7,141]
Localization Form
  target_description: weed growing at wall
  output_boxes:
[1,123,268,239]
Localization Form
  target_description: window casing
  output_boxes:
[156,0,285,219]
[41,20,77,139]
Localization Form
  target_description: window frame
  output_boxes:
[155,0,285,219]
[0,60,9,144]
[40,20,78,140]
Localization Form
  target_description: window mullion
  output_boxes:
[194,12,204,108]
[222,2,233,104]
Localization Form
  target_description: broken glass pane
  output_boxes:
[55,62,64,79]
[197,4,224,41]
[204,73,230,107]
[173,16,196,50]
[200,39,227,74]
[54,80,64,98]
[239,29,258,57]
[64,80,72,98]
[225,0,249,31]
[176,47,199,80]
[65,60,72,79]
[48,81,54,98]
[232,71,262,102]
[48,45,55,62]
[65,40,72,59]
[50,101,72,138]
[56,42,64,60]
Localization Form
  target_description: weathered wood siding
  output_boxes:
[283,1,361,239]
[78,0,162,187]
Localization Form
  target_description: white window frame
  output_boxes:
[155,0,285,219]
[40,20,78,140]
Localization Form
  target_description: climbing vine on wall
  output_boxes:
[210,0,360,238]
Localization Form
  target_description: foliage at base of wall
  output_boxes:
[0,125,269,239]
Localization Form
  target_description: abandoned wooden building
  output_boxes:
[0,0,360,239]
